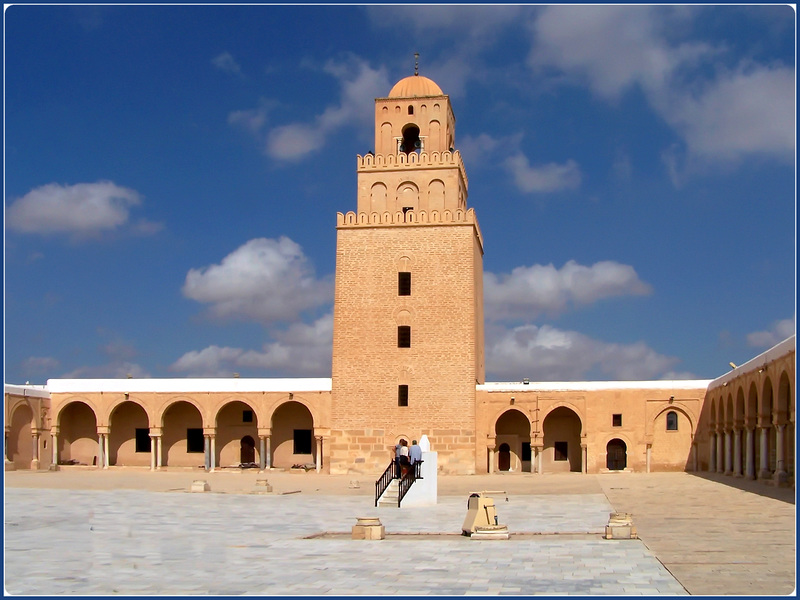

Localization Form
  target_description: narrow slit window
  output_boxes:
[398,385,409,406]
[398,326,411,348]
[398,272,411,296]
[612,414,622,427]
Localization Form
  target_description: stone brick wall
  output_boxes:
[331,220,483,474]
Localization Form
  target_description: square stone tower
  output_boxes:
[331,72,485,474]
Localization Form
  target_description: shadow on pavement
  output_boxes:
[689,471,795,504]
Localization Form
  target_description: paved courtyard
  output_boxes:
[4,469,795,595]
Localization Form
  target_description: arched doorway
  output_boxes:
[215,401,258,468]
[162,401,204,468]
[542,406,582,472]
[607,439,627,470]
[8,404,33,469]
[109,401,149,466]
[58,401,98,466]
[494,409,531,472]
[240,436,256,465]
[271,401,315,469]
[498,443,511,472]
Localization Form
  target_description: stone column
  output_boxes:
[97,433,105,470]
[51,431,59,468]
[259,436,266,470]
[149,433,157,471]
[716,430,724,473]
[708,433,716,472]
[488,446,495,474]
[315,436,323,473]
[203,435,210,471]
[156,436,163,469]
[691,442,698,472]
[774,424,787,484]
[724,430,732,474]
[733,428,742,476]
[210,435,216,472]
[31,430,41,470]
[758,426,771,479]
[745,427,755,479]
[537,447,543,475]
[266,436,272,469]
[646,443,652,474]
[104,434,110,469]
[581,443,588,474]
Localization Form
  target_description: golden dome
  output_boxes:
[388,75,444,98]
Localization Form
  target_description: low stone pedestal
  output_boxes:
[471,525,509,540]
[253,478,273,494]
[604,512,637,539]
[351,517,385,540]
[191,480,210,493]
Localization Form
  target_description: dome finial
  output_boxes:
[414,52,419,76]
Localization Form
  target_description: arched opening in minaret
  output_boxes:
[400,124,421,154]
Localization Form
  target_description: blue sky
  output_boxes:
[4,4,796,384]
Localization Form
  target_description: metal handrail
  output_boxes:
[397,460,423,507]
[374,460,395,507]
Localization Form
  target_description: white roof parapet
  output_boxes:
[708,335,796,391]
[477,380,713,393]
[4,384,51,399]
[46,378,332,394]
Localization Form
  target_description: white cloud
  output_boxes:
[170,313,333,377]
[20,356,61,375]
[6,181,160,239]
[746,317,795,348]
[660,65,795,162]
[485,260,652,321]
[264,56,390,160]
[212,51,243,76]
[505,153,582,193]
[61,362,150,379]
[529,5,794,165]
[182,237,333,323]
[486,323,680,381]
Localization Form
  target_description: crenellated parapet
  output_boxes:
[336,207,483,249]
[357,151,469,190]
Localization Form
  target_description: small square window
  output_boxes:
[612,414,622,427]
[186,428,204,453]
[554,441,568,461]
[293,429,312,454]
[243,410,253,423]
[398,272,411,296]
[398,385,409,407]
[135,428,151,453]
[398,326,411,348]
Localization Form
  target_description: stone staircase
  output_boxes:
[376,479,400,507]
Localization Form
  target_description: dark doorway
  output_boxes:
[240,436,256,464]
[498,443,511,471]
[606,439,627,470]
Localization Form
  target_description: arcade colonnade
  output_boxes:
[699,336,795,485]
[18,379,333,473]
[477,380,710,476]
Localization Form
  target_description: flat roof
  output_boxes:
[4,384,51,399]
[478,380,712,393]
[45,378,333,394]
[707,335,795,391]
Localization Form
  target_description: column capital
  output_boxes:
[149,427,162,436]
[202,428,216,437]
[258,427,272,437]
[50,426,60,435]
[97,426,110,435]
